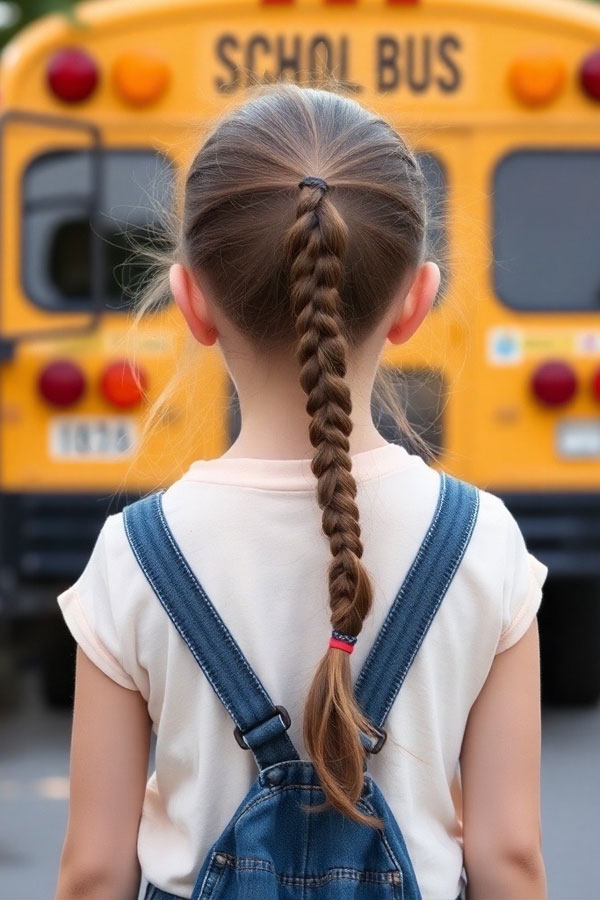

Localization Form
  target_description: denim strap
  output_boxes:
[123,492,300,771]
[355,473,480,744]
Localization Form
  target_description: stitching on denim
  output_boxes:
[303,747,312,896]
[378,827,405,884]
[124,494,281,736]
[235,782,327,821]
[235,771,377,822]
[154,494,271,704]
[378,480,480,722]
[360,798,405,881]
[211,855,400,886]
[196,849,226,900]
[257,759,326,783]
[354,471,448,697]
[194,850,214,899]
[147,888,187,900]
[354,475,481,727]
[123,499,240,721]
[242,712,287,750]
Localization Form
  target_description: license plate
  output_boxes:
[49,417,137,460]
[556,420,600,459]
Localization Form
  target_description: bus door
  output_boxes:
[467,127,600,494]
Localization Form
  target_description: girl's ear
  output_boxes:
[169,263,219,346]
[386,261,440,345]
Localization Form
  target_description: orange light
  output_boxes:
[100,360,147,409]
[509,54,567,107]
[112,52,170,106]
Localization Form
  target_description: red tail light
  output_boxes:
[38,361,86,407]
[592,367,600,403]
[531,360,577,407]
[580,49,600,102]
[47,48,99,103]
[100,360,147,409]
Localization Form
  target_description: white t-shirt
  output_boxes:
[57,442,548,900]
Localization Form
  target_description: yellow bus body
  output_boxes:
[0,0,598,509]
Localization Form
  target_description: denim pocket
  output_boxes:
[194,852,404,900]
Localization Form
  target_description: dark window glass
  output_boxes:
[418,151,448,303]
[494,150,600,312]
[23,149,174,311]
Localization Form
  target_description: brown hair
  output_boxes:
[136,83,430,826]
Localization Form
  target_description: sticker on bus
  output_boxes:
[576,331,600,356]
[49,417,138,461]
[488,328,600,365]
[556,420,600,459]
[487,327,523,365]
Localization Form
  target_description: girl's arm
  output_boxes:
[56,645,152,900]
[460,618,547,900]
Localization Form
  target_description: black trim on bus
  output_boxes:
[0,491,140,613]
[497,490,600,578]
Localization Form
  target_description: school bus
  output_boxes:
[0,0,599,705]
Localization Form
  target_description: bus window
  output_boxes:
[418,152,448,303]
[493,149,600,312]
[23,149,174,312]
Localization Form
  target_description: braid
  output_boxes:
[285,180,383,828]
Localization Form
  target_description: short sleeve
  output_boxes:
[496,507,548,654]
[57,519,138,690]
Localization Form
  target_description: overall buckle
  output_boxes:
[360,726,387,755]
[234,705,291,751]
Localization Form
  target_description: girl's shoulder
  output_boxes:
[461,485,548,654]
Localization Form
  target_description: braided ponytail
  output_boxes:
[285,177,383,827]
[166,82,429,823]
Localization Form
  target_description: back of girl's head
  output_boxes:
[182,83,426,348]
[168,82,428,826]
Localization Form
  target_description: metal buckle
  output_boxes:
[359,725,388,755]
[233,705,291,751]
[368,727,387,754]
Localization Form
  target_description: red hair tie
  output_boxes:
[329,630,358,654]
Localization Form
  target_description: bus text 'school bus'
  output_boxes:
[0,0,599,703]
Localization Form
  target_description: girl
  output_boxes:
[55,84,548,900]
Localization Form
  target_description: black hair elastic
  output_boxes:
[298,175,329,192]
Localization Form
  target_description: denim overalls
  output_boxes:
[124,472,479,900]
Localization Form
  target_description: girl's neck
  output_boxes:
[222,425,390,461]
[218,336,388,461]
[220,376,387,462]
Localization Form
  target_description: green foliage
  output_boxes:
[1,0,79,50]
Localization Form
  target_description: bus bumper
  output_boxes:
[498,490,600,579]
[0,491,137,616]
